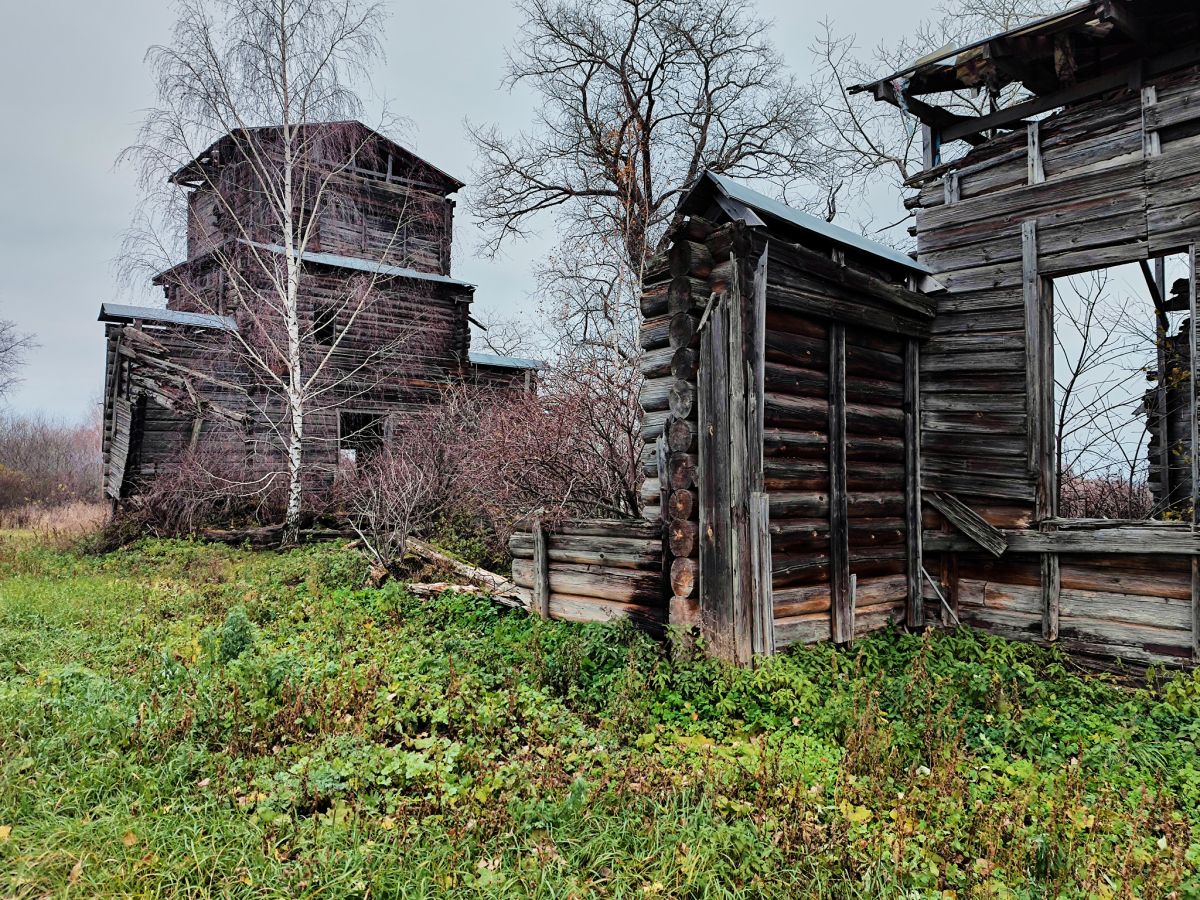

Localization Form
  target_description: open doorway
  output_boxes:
[1052,253,1193,520]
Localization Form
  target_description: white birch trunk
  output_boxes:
[281,115,305,545]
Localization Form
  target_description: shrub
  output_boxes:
[0,412,101,512]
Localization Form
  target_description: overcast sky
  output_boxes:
[0,0,919,420]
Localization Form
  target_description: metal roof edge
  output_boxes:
[691,171,930,276]
[468,351,544,370]
[98,302,238,331]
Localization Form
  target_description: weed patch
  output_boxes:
[0,535,1197,896]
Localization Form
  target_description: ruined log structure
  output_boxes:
[102,122,539,502]
[514,0,1200,669]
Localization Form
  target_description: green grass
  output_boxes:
[1,534,1198,897]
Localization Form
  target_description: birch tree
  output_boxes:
[122,0,426,542]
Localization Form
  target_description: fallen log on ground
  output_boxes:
[406,538,529,609]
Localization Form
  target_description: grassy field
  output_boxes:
[0,533,1198,898]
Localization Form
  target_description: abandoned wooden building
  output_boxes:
[513,0,1200,669]
[101,121,539,502]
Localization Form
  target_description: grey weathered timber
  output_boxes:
[927,491,1008,558]
[728,259,754,666]
[1026,121,1045,185]
[750,491,775,658]
[828,323,852,644]
[533,517,550,619]
[699,297,734,660]
[747,248,772,658]
[904,339,924,626]
[923,526,1199,555]
[1042,550,1060,642]
[1192,244,1199,659]
[1021,220,1041,476]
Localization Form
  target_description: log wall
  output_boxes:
[508,519,666,629]
[911,63,1200,667]
[759,258,916,649]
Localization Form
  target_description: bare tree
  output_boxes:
[1053,271,1159,519]
[121,0,436,543]
[809,0,1070,235]
[0,308,32,404]
[470,0,815,359]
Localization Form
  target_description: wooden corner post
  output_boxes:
[904,338,924,628]
[829,322,853,644]
[1023,219,1059,642]
[532,516,550,619]
[1190,243,1199,661]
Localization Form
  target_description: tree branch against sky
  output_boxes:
[808,0,1070,233]
[470,0,816,361]
[0,308,33,406]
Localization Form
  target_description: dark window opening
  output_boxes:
[313,305,337,346]
[338,410,384,467]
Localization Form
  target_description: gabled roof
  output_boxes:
[682,171,931,276]
[98,302,238,332]
[169,120,464,193]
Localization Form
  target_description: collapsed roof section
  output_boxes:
[851,0,1200,150]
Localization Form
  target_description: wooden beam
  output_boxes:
[1042,551,1060,642]
[1142,85,1162,158]
[904,339,924,627]
[699,297,734,661]
[750,491,775,659]
[828,322,852,644]
[533,517,550,618]
[927,491,1008,558]
[728,259,753,667]
[748,248,773,659]
[1190,243,1199,660]
[1027,121,1045,185]
[923,525,1198,555]
[940,44,1200,144]
[1022,221,1042,476]
[1098,0,1151,51]
[1155,256,1172,509]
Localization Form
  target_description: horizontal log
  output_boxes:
[671,347,699,381]
[923,525,1199,555]
[670,240,714,279]
[669,380,695,419]
[667,488,694,521]
[667,418,695,453]
[670,557,698,598]
[670,595,701,629]
[509,547,662,570]
[512,559,664,605]
[547,593,666,629]
[669,313,697,349]
[668,519,698,557]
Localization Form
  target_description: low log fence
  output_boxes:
[509,519,667,630]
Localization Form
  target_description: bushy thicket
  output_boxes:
[1,537,1197,896]
[0,412,101,519]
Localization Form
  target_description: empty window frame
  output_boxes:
[338,410,385,467]
[1051,252,1195,520]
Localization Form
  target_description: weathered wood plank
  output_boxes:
[828,322,852,644]
[904,339,923,627]
[926,491,1008,558]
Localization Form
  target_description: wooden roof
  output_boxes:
[169,120,465,194]
[852,0,1200,147]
